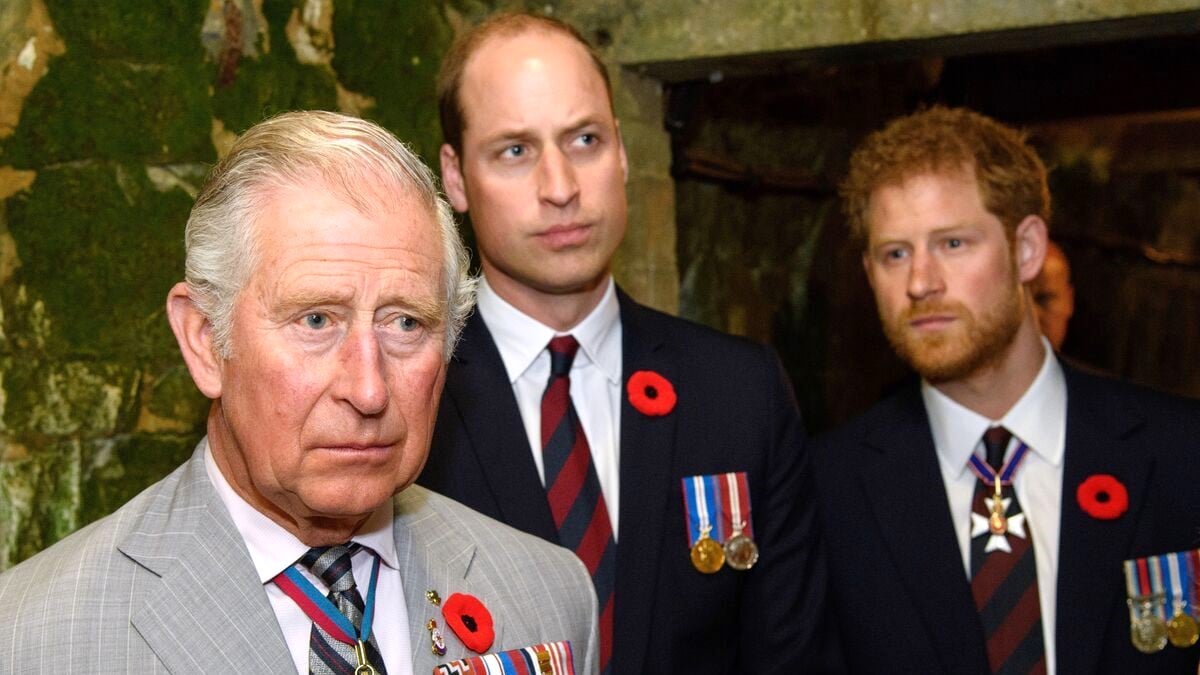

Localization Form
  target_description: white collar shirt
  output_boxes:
[205,442,413,675]
[923,338,1067,675]
[476,274,624,538]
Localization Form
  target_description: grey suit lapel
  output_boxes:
[120,440,293,674]
[397,486,520,673]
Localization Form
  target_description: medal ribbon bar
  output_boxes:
[720,472,754,540]
[433,640,575,675]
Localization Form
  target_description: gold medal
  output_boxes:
[1167,611,1199,648]
[690,527,725,574]
[724,520,759,571]
[988,475,1007,535]
[1128,597,1169,654]
[1131,615,1169,653]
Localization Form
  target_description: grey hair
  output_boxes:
[184,110,476,360]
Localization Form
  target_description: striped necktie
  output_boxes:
[541,335,616,673]
[969,426,1045,674]
[301,544,388,675]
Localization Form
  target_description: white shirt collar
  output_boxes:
[203,440,399,582]
[476,274,622,385]
[924,336,1067,478]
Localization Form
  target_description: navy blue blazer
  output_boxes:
[419,289,828,674]
[814,364,1200,673]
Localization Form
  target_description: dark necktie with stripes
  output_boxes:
[970,426,1046,675]
[541,335,616,674]
[302,544,387,675]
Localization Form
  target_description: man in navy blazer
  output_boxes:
[419,11,827,674]
[816,106,1200,673]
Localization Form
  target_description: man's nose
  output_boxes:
[537,147,580,207]
[907,250,945,300]
[336,328,389,415]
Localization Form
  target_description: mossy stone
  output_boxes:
[3,162,191,363]
[43,0,208,64]
[211,0,339,133]
[331,0,456,164]
[1,58,215,167]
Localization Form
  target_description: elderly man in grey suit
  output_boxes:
[0,111,598,674]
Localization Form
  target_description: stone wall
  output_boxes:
[0,0,504,570]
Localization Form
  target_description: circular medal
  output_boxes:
[1167,612,1199,648]
[690,534,725,574]
[988,510,1007,535]
[724,533,759,571]
[1131,615,1169,654]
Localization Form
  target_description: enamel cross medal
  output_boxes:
[968,441,1032,554]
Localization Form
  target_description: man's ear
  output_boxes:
[440,144,469,213]
[616,120,629,184]
[166,282,223,399]
[1014,215,1049,284]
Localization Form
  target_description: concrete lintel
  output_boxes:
[608,4,1200,82]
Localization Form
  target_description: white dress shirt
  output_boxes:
[923,338,1066,675]
[205,446,413,675]
[475,274,624,538]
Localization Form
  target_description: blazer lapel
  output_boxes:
[612,292,679,675]
[1054,367,1151,674]
[396,487,514,674]
[860,386,987,674]
[446,312,559,541]
[121,444,293,674]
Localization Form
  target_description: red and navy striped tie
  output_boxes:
[970,426,1046,675]
[541,335,616,673]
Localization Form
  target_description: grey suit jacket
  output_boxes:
[0,440,599,674]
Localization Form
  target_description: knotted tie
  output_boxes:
[969,427,1045,674]
[541,335,616,673]
[302,544,387,675]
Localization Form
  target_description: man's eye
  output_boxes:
[501,144,525,158]
[946,238,963,248]
[397,316,420,332]
[577,133,597,146]
[302,313,329,329]
[884,248,907,260]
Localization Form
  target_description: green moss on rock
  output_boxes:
[2,357,139,438]
[211,0,338,133]
[1,58,215,167]
[3,162,192,363]
[332,0,457,164]
[43,0,208,64]
[77,432,198,529]
[144,364,210,427]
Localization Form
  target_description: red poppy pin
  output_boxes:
[627,370,677,416]
[1076,474,1128,520]
[442,592,494,653]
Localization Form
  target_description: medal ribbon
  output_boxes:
[274,552,381,646]
[967,441,1031,486]
[682,475,722,546]
[434,641,575,675]
[719,472,754,539]
[1165,552,1188,616]
[1150,555,1168,620]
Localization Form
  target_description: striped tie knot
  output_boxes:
[548,336,579,377]
[982,426,1012,471]
[302,543,360,595]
